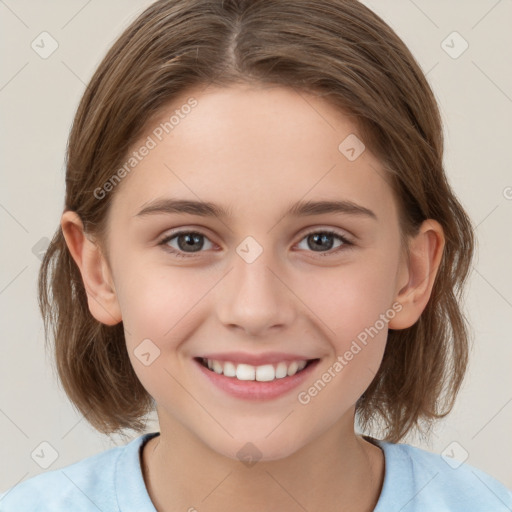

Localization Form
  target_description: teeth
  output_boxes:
[223,361,236,377]
[201,358,310,382]
[212,360,223,374]
[236,364,255,381]
[287,361,298,376]
[256,364,275,382]
[275,362,288,378]
[297,360,307,371]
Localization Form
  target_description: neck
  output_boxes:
[141,410,384,512]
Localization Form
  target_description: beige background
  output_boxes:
[1,0,511,493]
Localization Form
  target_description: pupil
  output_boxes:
[310,233,333,251]
[178,233,203,252]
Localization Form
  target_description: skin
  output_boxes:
[62,83,445,512]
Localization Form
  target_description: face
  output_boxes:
[102,83,407,461]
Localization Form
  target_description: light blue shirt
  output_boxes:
[1,431,511,511]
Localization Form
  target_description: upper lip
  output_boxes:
[197,352,319,366]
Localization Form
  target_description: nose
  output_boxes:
[215,248,297,337]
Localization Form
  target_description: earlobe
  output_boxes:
[60,210,122,326]
[388,219,445,330]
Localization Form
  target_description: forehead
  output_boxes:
[109,84,396,223]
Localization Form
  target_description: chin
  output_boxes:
[202,429,308,464]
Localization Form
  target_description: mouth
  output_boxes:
[195,357,319,382]
[193,356,321,400]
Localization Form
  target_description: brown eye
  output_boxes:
[159,231,213,258]
[296,230,353,256]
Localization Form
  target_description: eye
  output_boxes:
[158,231,214,258]
[158,228,353,259]
[296,229,353,256]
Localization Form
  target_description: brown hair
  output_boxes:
[38,0,475,442]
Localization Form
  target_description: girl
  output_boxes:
[1,0,511,510]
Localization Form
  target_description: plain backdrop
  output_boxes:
[1,0,511,493]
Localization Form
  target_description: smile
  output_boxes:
[198,357,312,382]
[193,356,321,400]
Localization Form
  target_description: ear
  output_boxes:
[388,219,445,330]
[60,210,122,326]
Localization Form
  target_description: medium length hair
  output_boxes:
[39,0,475,442]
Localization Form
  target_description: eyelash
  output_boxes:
[157,229,354,259]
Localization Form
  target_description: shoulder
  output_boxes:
[369,437,512,512]
[0,435,140,512]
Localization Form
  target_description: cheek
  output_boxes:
[117,260,217,364]
[118,265,198,403]
[117,258,186,331]
[296,248,399,402]
[305,252,399,345]
[295,262,395,415]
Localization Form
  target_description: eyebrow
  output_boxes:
[135,198,377,220]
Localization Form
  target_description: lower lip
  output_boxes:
[193,358,320,400]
